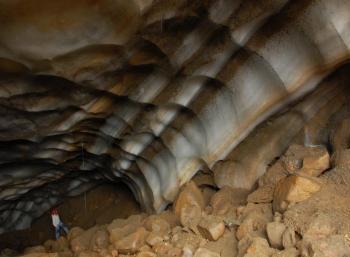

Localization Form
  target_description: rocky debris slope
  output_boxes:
[3,142,350,257]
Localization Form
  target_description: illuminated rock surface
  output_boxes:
[0,0,350,234]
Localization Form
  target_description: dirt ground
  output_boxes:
[0,183,141,250]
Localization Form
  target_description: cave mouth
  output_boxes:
[0,182,141,251]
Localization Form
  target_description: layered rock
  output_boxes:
[0,0,350,234]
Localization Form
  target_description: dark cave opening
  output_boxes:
[0,182,141,251]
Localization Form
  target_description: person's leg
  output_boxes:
[55,226,60,240]
[60,222,69,235]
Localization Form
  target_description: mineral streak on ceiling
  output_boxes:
[0,0,349,233]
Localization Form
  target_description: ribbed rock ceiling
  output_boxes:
[0,0,349,233]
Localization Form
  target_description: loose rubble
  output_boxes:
[3,144,350,257]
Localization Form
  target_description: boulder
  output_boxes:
[271,248,299,257]
[300,235,350,257]
[193,248,220,257]
[266,221,286,249]
[210,186,249,215]
[146,232,165,246]
[273,175,321,213]
[259,161,287,187]
[172,182,204,232]
[45,237,69,253]
[137,251,157,257]
[67,227,84,243]
[76,251,99,257]
[247,185,274,203]
[70,226,100,253]
[282,144,329,177]
[143,215,171,235]
[23,246,46,254]
[114,227,148,254]
[238,237,276,257]
[197,215,225,241]
[201,186,217,207]
[107,245,119,257]
[330,117,350,151]
[236,203,273,240]
[179,204,202,233]
[1,248,18,256]
[192,171,216,188]
[282,227,297,249]
[108,214,146,244]
[331,149,350,168]
[202,230,237,257]
[152,242,182,257]
[157,211,180,228]
[90,228,109,251]
[170,226,204,254]
[174,181,205,218]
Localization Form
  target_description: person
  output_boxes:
[50,208,69,239]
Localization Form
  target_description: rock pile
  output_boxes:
[2,144,350,257]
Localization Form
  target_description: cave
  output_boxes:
[0,0,350,256]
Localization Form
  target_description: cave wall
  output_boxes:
[0,0,350,233]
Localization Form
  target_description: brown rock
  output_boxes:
[136,251,157,257]
[266,221,286,249]
[23,246,46,254]
[57,251,73,257]
[107,245,119,257]
[170,226,203,253]
[210,186,249,215]
[247,185,274,203]
[152,242,182,257]
[143,215,170,234]
[70,226,100,253]
[240,237,276,257]
[330,117,350,151]
[300,235,350,257]
[67,227,84,243]
[193,248,220,257]
[1,248,18,257]
[237,236,274,257]
[301,151,329,176]
[179,204,202,233]
[192,171,216,188]
[157,211,180,228]
[94,249,112,257]
[331,149,350,168]
[236,203,273,240]
[259,161,287,187]
[90,228,109,251]
[108,214,146,244]
[271,248,299,257]
[197,215,225,241]
[174,181,205,218]
[43,238,70,255]
[76,250,99,257]
[273,175,321,213]
[282,144,329,177]
[201,186,217,207]
[146,232,165,246]
[282,227,296,249]
[114,227,148,254]
[202,230,237,257]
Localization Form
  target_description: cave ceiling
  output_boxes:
[0,0,349,233]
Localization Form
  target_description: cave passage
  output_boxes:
[0,183,141,250]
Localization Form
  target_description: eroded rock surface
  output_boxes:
[0,0,350,235]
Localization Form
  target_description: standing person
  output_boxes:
[50,208,69,239]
